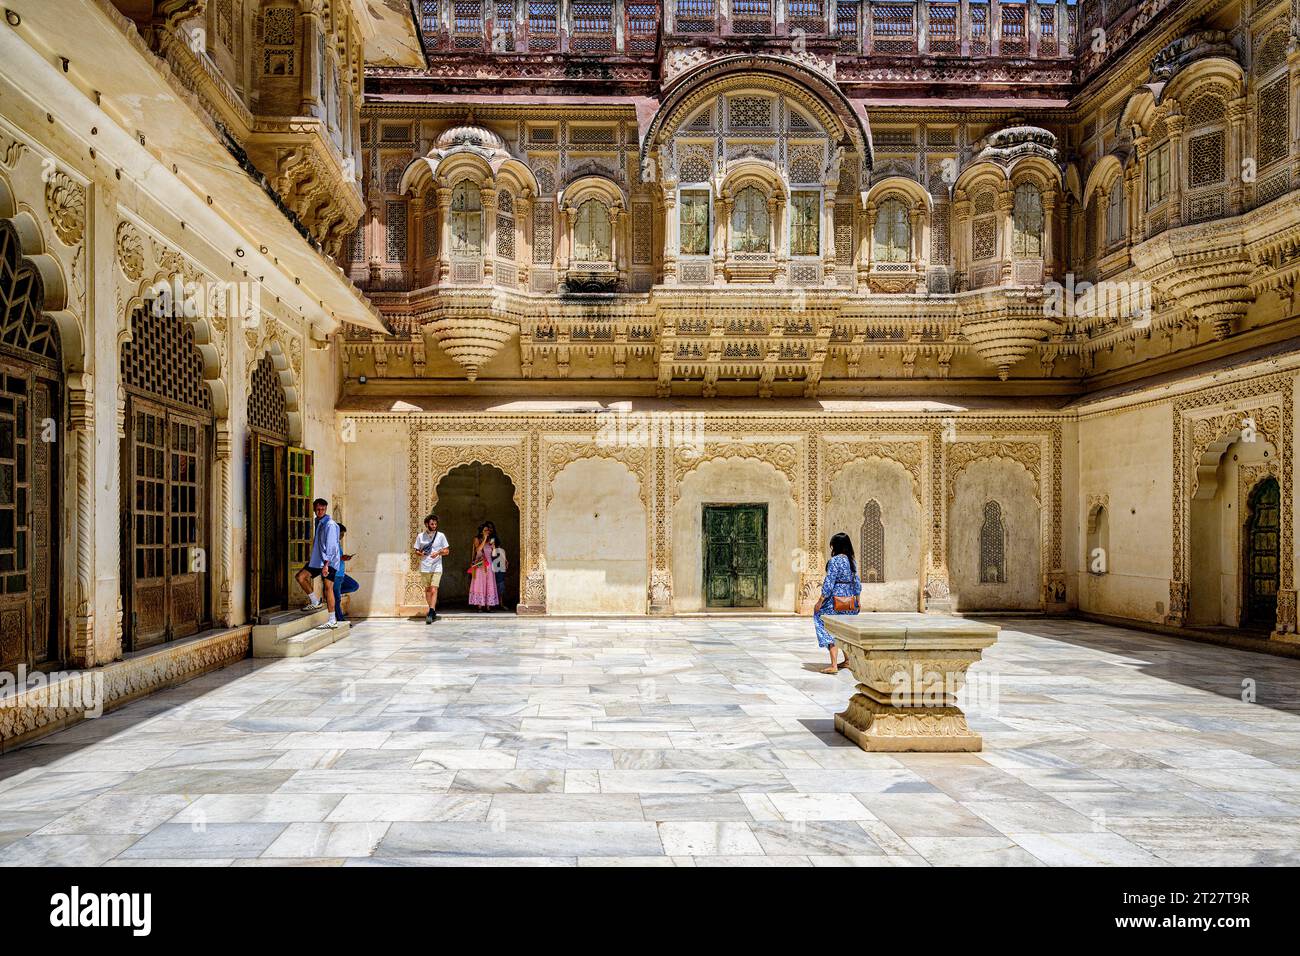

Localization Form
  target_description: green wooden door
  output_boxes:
[704,505,767,608]
[1244,477,1280,629]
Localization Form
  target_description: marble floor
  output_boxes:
[3,615,1300,867]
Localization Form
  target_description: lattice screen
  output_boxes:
[249,352,290,438]
[860,500,885,583]
[979,500,1006,584]
[0,222,61,369]
[121,306,212,411]
[533,201,554,264]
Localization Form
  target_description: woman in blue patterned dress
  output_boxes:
[814,532,862,674]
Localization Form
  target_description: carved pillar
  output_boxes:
[925,426,953,613]
[1042,192,1056,283]
[662,189,678,284]
[856,196,870,282]
[517,190,533,285]
[518,429,547,614]
[611,204,626,288]
[411,195,425,268]
[215,422,234,626]
[68,376,95,667]
[1289,33,1300,186]
[864,202,877,273]
[113,382,127,658]
[558,203,575,275]
[649,444,674,614]
[997,187,1014,284]
[714,195,730,271]
[299,0,323,118]
[909,205,925,291]
[952,189,970,288]
[1227,95,1248,215]
[435,184,451,283]
[1165,110,1185,228]
[366,199,382,286]
[823,193,837,282]
[1133,135,1150,240]
[481,186,497,282]
[1122,159,1139,255]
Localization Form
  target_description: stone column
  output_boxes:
[1228,95,1248,214]
[662,189,678,284]
[611,204,626,288]
[68,376,95,668]
[714,196,729,272]
[1133,135,1150,240]
[517,190,533,286]
[952,189,970,289]
[1123,158,1139,253]
[1166,110,1185,228]
[214,421,234,626]
[435,184,451,283]
[1042,192,1055,283]
[911,205,926,292]
[518,430,547,614]
[648,444,674,614]
[822,193,837,282]
[997,187,1014,284]
[864,202,877,273]
[559,203,574,273]
[481,186,497,282]
[299,0,323,118]
[1289,33,1300,186]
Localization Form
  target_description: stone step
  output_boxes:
[252,607,351,658]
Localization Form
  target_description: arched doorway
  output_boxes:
[1243,477,1280,630]
[0,219,62,670]
[246,351,304,621]
[120,303,214,648]
[431,462,519,610]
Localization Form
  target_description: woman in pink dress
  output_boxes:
[467,527,499,611]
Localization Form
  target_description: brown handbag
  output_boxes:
[833,595,859,613]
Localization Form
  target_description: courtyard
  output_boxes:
[2,616,1299,867]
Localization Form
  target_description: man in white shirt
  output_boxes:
[412,513,450,624]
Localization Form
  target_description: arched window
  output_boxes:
[0,220,63,669]
[1105,177,1124,248]
[729,186,770,253]
[1012,182,1043,256]
[496,190,515,261]
[120,301,214,649]
[573,198,612,262]
[860,500,885,583]
[979,500,1006,584]
[449,182,483,256]
[873,198,910,263]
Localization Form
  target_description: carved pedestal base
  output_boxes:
[835,691,981,752]
[824,613,999,753]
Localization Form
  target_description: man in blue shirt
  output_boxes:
[294,498,342,628]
